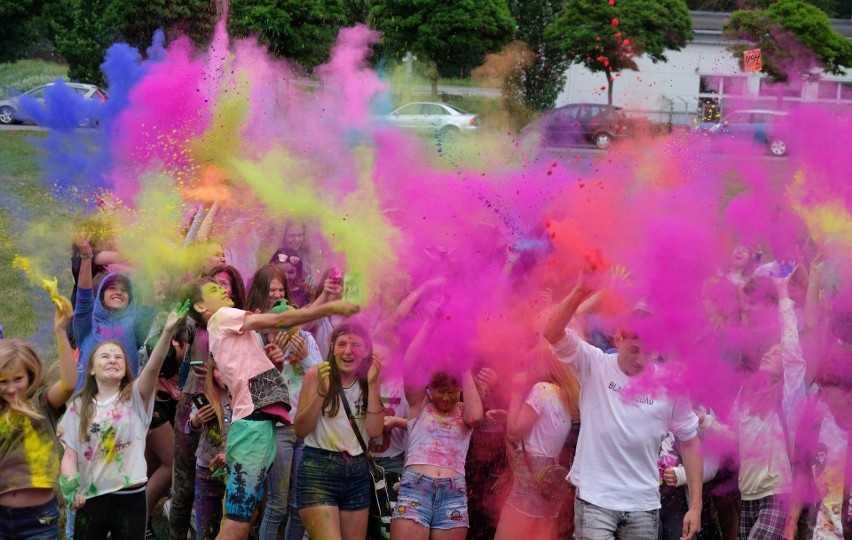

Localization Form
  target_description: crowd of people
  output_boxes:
[0,208,850,540]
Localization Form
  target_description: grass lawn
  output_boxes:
[0,131,55,350]
[0,59,69,98]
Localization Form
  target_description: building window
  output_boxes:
[818,82,839,100]
[759,79,803,98]
[722,76,746,95]
[841,83,852,101]
[699,76,720,94]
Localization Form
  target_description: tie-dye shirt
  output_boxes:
[59,383,155,499]
[0,388,65,495]
[405,402,472,475]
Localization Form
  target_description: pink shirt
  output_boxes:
[404,402,472,475]
[207,307,290,423]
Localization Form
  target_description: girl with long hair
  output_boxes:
[60,302,189,539]
[270,247,312,308]
[494,346,580,540]
[245,264,295,314]
[0,297,76,539]
[294,323,383,540]
[187,358,232,539]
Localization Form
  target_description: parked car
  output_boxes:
[693,109,789,156]
[540,103,631,149]
[0,82,108,127]
[384,102,480,138]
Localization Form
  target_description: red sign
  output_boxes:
[743,49,762,72]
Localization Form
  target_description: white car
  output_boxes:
[0,82,107,127]
[384,102,480,138]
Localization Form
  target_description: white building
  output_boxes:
[556,11,852,125]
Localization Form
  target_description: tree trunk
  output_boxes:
[606,68,614,105]
[428,60,439,99]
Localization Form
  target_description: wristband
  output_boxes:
[673,465,687,487]
[59,473,80,506]
[79,252,94,259]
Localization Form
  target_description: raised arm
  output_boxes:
[137,301,190,404]
[402,315,437,413]
[505,374,538,443]
[461,369,483,428]
[774,275,806,404]
[241,300,359,333]
[543,270,599,344]
[48,296,78,409]
[195,201,221,243]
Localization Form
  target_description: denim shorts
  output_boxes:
[0,497,59,539]
[224,418,277,522]
[504,454,564,518]
[296,446,371,511]
[392,469,468,529]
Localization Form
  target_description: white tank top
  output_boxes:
[404,402,472,475]
[304,381,368,456]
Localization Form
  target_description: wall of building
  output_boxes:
[556,38,852,125]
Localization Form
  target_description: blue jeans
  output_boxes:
[574,497,659,540]
[296,447,370,511]
[195,466,226,540]
[284,438,307,540]
[259,424,298,540]
[392,470,468,530]
[0,497,59,539]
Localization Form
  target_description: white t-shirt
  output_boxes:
[370,378,409,459]
[304,381,368,456]
[523,382,572,458]
[281,330,323,418]
[60,383,155,499]
[551,330,699,512]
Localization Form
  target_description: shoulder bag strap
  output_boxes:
[338,387,373,459]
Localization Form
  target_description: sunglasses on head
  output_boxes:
[278,254,301,265]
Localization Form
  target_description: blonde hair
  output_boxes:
[204,358,228,434]
[527,345,581,421]
[0,340,46,420]
[75,341,135,442]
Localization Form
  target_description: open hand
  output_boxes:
[367,353,383,385]
[317,363,331,396]
[53,295,73,332]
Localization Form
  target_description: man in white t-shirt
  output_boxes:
[544,270,703,540]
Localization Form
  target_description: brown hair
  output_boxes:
[204,357,229,434]
[181,278,215,324]
[205,265,247,310]
[0,340,46,420]
[322,323,372,418]
[74,341,135,442]
[245,264,295,313]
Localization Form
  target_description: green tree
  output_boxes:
[687,0,846,17]
[52,0,120,84]
[369,0,515,95]
[0,0,52,62]
[510,0,570,111]
[545,0,692,105]
[228,0,347,71]
[724,0,852,81]
[51,0,218,85]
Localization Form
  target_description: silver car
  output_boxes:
[384,102,480,138]
[0,82,107,127]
